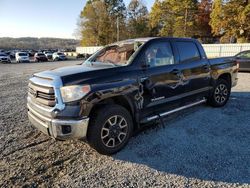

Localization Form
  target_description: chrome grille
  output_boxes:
[28,82,56,107]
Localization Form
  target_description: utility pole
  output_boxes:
[117,17,120,42]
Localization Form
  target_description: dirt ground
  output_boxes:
[0,61,249,187]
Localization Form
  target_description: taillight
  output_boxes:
[236,60,240,71]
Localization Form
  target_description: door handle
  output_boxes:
[140,77,148,82]
[171,69,180,75]
[202,64,210,70]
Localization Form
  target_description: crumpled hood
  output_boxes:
[41,63,111,77]
[34,63,118,86]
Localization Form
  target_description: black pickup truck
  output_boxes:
[27,37,239,154]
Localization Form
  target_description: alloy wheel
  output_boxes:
[214,84,228,104]
[101,115,128,148]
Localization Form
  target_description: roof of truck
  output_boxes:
[112,37,196,46]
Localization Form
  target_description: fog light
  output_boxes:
[61,125,71,134]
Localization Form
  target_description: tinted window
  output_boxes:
[176,42,200,62]
[145,42,174,67]
[237,51,250,58]
[19,53,28,56]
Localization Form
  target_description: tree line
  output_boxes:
[0,37,80,50]
[78,0,250,46]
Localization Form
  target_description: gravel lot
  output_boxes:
[0,61,249,187]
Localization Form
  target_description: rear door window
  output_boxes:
[176,42,201,63]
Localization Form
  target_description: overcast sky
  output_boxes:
[0,0,154,39]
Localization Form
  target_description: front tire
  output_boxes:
[87,105,133,155]
[208,79,231,107]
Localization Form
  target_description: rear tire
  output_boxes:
[87,105,133,155]
[207,79,231,107]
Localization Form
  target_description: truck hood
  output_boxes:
[34,63,119,86]
[43,63,114,77]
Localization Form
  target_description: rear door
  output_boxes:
[173,40,211,100]
[140,39,185,108]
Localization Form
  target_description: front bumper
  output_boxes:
[239,67,250,72]
[0,59,11,63]
[19,59,30,63]
[28,103,89,140]
[58,56,67,60]
[37,58,48,62]
[27,73,89,140]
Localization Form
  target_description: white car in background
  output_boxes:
[52,52,67,61]
[16,52,30,63]
[0,52,11,63]
[44,51,53,59]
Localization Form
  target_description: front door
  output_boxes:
[139,40,185,109]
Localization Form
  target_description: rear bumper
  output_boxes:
[239,68,250,72]
[58,56,67,60]
[232,77,238,87]
[28,103,89,140]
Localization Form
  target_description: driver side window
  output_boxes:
[145,42,174,67]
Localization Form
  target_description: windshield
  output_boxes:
[19,53,28,56]
[37,53,45,56]
[84,41,144,67]
[0,53,7,56]
[57,52,64,55]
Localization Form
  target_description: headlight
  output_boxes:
[60,85,91,103]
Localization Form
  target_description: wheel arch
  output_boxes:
[88,95,136,122]
[218,73,232,87]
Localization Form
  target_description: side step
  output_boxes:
[140,99,207,123]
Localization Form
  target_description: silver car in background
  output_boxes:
[0,52,11,63]
[52,52,67,61]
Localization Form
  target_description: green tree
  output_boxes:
[210,0,250,43]
[149,0,174,36]
[240,1,250,42]
[149,0,198,37]
[80,0,106,46]
[209,0,224,37]
[79,0,127,46]
[127,0,150,38]
[223,0,250,42]
[104,0,127,41]
[172,0,198,37]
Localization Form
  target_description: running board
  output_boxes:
[140,99,207,123]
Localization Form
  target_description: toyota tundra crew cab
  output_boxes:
[27,37,238,155]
